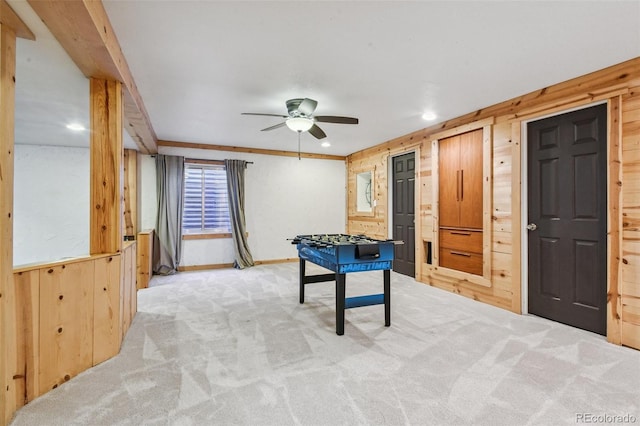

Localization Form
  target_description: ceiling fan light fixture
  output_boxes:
[286,116,314,132]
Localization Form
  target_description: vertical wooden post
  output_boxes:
[0,23,17,426]
[123,149,137,239]
[90,78,123,255]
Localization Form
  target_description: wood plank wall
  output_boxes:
[136,229,154,290]
[0,22,16,426]
[347,57,640,350]
[621,86,640,348]
[12,250,137,407]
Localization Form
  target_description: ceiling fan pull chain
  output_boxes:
[298,130,301,160]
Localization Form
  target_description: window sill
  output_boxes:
[182,232,249,241]
[183,233,231,240]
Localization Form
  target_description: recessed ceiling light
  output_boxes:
[421,111,437,121]
[66,123,86,131]
[321,141,331,148]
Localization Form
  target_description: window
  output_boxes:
[182,163,231,234]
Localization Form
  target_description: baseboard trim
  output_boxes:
[177,258,297,272]
[178,263,234,272]
[254,258,298,265]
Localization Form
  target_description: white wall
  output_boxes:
[138,154,157,231]
[154,147,346,266]
[13,144,89,266]
[13,145,345,268]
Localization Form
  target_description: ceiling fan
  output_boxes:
[242,98,358,140]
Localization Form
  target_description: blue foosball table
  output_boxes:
[291,234,396,335]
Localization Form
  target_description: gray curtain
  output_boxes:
[224,159,254,269]
[153,154,184,275]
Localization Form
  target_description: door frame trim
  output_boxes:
[520,100,609,316]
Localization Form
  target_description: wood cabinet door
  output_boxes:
[438,135,460,227]
[458,129,483,229]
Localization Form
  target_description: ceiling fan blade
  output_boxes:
[297,98,318,116]
[261,122,287,131]
[314,116,359,125]
[242,113,288,118]
[308,124,327,139]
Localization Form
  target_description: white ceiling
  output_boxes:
[11,1,640,156]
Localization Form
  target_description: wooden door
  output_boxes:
[527,104,607,335]
[393,152,415,277]
[438,135,460,227]
[458,129,483,229]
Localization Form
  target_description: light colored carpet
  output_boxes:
[10,263,640,425]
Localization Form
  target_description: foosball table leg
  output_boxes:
[336,273,346,335]
[299,258,306,304]
[384,269,391,327]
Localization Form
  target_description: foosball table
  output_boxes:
[291,234,397,335]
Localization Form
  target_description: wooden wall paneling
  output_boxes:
[621,323,640,349]
[120,250,128,339]
[93,255,122,366]
[419,143,434,270]
[502,86,630,124]
[430,140,440,269]
[346,154,389,239]
[412,146,423,278]
[482,125,493,280]
[123,149,137,239]
[136,230,154,290]
[621,292,640,349]
[622,241,640,299]
[608,96,624,344]
[510,122,522,314]
[90,78,123,255]
[620,87,640,349]
[0,22,16,426]
[128,243,137,325]
[120,243,136,338]
[38,262,94,394]
[421,268,512,310]
[13,270,38,407]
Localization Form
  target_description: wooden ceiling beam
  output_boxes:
[27,0,157,154]
[1,0,35,40]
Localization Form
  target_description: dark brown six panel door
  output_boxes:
[527,103,607,335]
[392,152,415,277]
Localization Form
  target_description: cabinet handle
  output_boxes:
[459,170,463,200]
[450,231,471,236]
[456,170,460,201]
[450,250,471,257]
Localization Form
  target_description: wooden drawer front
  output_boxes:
[440,229,482,253]
[439,248,483,276]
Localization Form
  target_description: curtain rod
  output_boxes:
[149,155,253,165]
